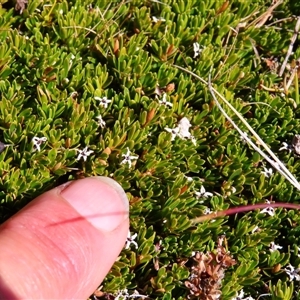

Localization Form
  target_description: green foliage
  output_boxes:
[2,0,300,299]
[269,280,294,300]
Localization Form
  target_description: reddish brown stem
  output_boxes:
[192,202,300,224]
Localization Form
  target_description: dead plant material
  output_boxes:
[15,0,28,14]
[279,17,300,77]
[285,58,300,91]
[216,1,230,16]
[165,82,175,93]
[253,0,284,28]
[113,38,120,56]
[263,57,280,73]
[185,236,236,300]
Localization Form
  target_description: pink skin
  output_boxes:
[0,177,129,299]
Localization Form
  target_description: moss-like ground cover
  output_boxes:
[1,0,300,299]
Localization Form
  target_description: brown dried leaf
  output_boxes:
[216,1,230,15]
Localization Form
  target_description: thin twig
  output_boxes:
[285,58,300,91]
[192,202,300,224]
[295,68,300,106]
[243,102,280,115]
[173,64,300,191]
[213,27,239,80]
[63,1,129,40]
[279,17,300,77]
[62,26,97,35]
[252,0,284,28]
[286,67,297,91]
[249,38,261,68]
[207,74,300,190]
[267,16,294,27]
[149,0,171,6]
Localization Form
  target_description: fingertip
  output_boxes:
[59,176,129,232]
[0,177,130,299]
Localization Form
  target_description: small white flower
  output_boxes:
[76,147,94,161]
[96,115,106,128]
[32,136,47,152]
[177,118,197,145]
[203,207,212,215]
[233,289,244,300]
[193,42,201,58]
[125,231,138,249]
[195,186,213,199]
[165,127,180,140]
[261,167,273,178]
[130,290,148,299]
[121,148,138,168]
[95,96,112,108]
[232,289,255,300]
[269,241,283,252]
[279,142,292,152]
[158,94,173,108]
[284,264,300,281]
[260,200,275,216]
[59,9,63,14]
[260,206,275,216]
[178,117,192,139]
[114,288,147,300]
[279,142,289,151]
[152,16,166,23]
[185,175,193,182]
[114,289,129,300]
[251,225,259,233]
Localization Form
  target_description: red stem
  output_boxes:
[192,202,300,224]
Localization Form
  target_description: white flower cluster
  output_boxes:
[284,264,300,281]
[232,289,254,300]
[113,288,148,300]
[32,136,47,152]
[165,117,196,145]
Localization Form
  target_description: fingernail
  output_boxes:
[59,176,129,232]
